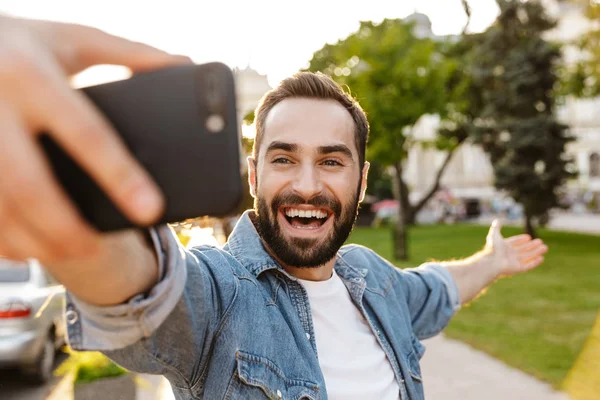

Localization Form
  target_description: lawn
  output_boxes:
[347,223,600,388]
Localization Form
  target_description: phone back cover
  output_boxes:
[40,63,242,231]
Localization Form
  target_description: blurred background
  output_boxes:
[0,0,598,399]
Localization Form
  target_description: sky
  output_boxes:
[1,0,500,87]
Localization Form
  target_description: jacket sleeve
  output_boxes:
[398,263,461,339]
[65,225,237,391]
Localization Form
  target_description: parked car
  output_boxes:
[0,258,66,384]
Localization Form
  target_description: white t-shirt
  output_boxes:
[298,270,400,400]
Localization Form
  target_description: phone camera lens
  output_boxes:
[206,114,225,133]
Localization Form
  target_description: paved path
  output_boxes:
[0,352,68,400]
[419,212,597,400]
[546,212,600,235]
[477,212,600,235]
[420,335,570,400]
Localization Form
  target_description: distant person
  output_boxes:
[0,15,549,399]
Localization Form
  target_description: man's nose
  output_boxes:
[292,165,323,200]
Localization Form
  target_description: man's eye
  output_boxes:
[273,158,291,164]
[322,160,342,167]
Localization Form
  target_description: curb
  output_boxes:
[46,372,74,400]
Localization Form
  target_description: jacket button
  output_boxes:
[276,389,282,398]
[306,332,311,340]
[65,310,79,324]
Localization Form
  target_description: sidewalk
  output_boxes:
[477,212,600,235]
[420,335,570,400]
[136,374,174,400]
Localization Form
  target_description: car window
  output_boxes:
[0,259,31,283]
[42,268,60,286]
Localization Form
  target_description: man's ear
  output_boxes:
[359,162,370,203]
[247,156,257,198]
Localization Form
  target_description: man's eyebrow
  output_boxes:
[265,141,298,154]
[318,144,354,160]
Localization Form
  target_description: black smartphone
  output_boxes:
[39,62,243,232]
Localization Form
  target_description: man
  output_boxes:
[0,15,548,400]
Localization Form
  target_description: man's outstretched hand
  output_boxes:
[485,219,549,278]
[444,219,550,305]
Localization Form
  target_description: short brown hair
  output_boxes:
[252,72,369,167]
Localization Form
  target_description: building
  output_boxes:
[404,6,600,208]
[234,66,272,120]
[401,13,495,204]
[545,0,600,194]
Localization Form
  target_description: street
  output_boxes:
[0,352,68,400]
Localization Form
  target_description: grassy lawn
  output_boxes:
[347,223,600,388]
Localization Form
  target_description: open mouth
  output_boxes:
[280,207,332,231]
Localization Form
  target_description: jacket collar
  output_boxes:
[224,210,366,282]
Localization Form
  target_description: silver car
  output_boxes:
[0,258,66,384]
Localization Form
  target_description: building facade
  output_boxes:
[405,6,600,207]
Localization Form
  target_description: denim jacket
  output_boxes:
[65,211,460,400]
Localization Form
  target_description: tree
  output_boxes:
[565,0,600,97]
[307,18,460,260]
[364,161,394,200]
[468,0,577,237]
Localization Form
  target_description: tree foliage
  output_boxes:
[307,18,460,259]
[468,0,576,236]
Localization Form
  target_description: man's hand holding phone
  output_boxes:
[0,15,190,304]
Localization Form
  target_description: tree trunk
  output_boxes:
[410,146,460,224]
[392,162,409,260]
[398,174,414,226]
[524,212,537,238]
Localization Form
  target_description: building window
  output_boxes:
[590,152,600,178]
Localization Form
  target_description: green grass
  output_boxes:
[55,350,128,384]
[347,223,600,387]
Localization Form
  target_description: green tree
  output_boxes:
[564,1,600,96]
[307,18,460,260]
[468,0,576,237]
[364,161,394,200]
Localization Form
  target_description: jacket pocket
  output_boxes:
[224,350,320,400]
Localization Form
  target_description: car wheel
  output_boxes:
[22,332,56,385]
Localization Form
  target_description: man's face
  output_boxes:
[249,98,369,268]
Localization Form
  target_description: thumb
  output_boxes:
[486,219,503,247]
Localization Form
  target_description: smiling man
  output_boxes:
[71,72,546,400]
[0,17,548,399]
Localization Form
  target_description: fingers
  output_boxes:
[522,256,545,272]
[516,238,544,252]
[0,196,58,261]
[77,29,192,72]
[46,21,192,74]
[506,234,532,246]
[518,243,548,264]
[0,104,100,261]
[30,63,165,225]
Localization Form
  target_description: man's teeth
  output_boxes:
[284,208,328,219]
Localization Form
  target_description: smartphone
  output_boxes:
[39,62,243,232]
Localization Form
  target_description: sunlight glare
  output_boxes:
[70,65,132,89]
[241,123,256,139]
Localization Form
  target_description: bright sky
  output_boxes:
[1,0,499,87]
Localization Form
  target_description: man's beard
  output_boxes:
[253,185,361,268]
